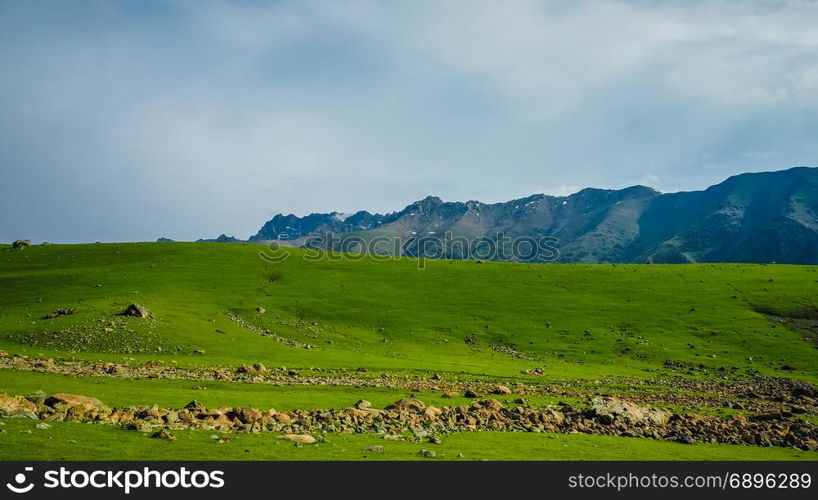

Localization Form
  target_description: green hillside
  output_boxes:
[1,242,817,460]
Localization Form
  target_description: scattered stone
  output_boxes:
[492,385,512,395]
[418,449,437,458]
[35,423,51,430]
[463,390,479,398]
[225,310,315,349]
[237,364,268,374]
[363,445,384,453]
[12,239,31,249]
[44,308,76,319]
[1,355,817,452]
[490,343,539,361]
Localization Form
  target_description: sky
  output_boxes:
[2,0,818,243]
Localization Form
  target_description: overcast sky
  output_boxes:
[2,0,818,242]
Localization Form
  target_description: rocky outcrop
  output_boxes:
[1,392,816,451]
[2,355,817,417]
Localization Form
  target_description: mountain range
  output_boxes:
[205,167,818,264]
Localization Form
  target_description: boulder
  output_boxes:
[152,429,177,441]
[491,385,512,395]
[385,398,426,411]
[12,239,31,249]
[353,399,372,410]
[0,394,38,417]
[235,407,263,425]
[45,393,106,412]
[424,406,442,419]
[122,304,152,318]
[184,400,205,412]
[278,433,316,444]
[478,399,504,412]
[590,397,670,426]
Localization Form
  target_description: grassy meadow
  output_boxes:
[0,242,816,460]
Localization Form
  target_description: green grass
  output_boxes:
[0,419,813,461]
[1,242,817,460]
[0,370,488,411]
[1,243,816,382]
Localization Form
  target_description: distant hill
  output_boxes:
[196,234,242,243]
[248,211,385,243]
[246,167,818,264]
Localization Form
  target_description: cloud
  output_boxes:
[1,0,817,242]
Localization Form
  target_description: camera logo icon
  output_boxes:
[6,467,34,494]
